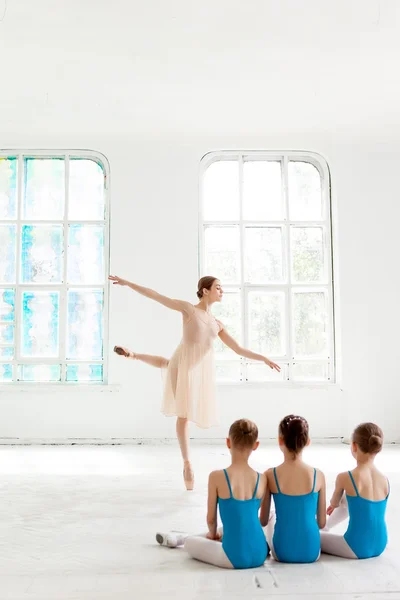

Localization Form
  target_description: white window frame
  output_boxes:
[199,150,335,385]
[0,149,110,385]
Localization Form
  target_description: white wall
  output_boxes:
[1,133,399,442]
[0,0,400,442]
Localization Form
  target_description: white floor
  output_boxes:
[0,443,399,600]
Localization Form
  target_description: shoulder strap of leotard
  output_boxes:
[311,468,317,493]
[273,467,281,493]
[223,469,233,498]
[348,471,359,496]
[252,473,260,499]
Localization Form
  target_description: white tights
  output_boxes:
[320,495,357,559]
[265,511,279,560]
[184,532,233,569]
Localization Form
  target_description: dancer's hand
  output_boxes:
[207,531,222,541]
[109,275,129,286]
[264,358,281,372]
[326,504,336,516]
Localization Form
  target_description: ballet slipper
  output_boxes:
[114,346,135,359]
[183,461,194,491]
[156,531,187,548]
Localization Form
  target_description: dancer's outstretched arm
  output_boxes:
[218,328,281,372]
[109,275,191,314]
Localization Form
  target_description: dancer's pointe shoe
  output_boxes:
[183,461,194,491]
[114,346,135,359]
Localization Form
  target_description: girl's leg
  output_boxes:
[176,417,194,490]
[156,531,189,548]
[184,535,233,569]
[134,353,169,368]
[114,346,169,368]
[324,494,349,531]
[265,510,278,561]
[116,345,194,490]
[176,417,190,461]
[320,532,357,559]
[156,528,223,549]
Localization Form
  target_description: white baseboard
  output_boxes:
[0,436,345,446]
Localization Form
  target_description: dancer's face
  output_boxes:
[205,279,223,303]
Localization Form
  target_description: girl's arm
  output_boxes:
[206,472,220,540]
[317,471,327,529]
[327,473,345,515]
[260,471,272,527]
[218,329,281,372]
[109,275,191,314]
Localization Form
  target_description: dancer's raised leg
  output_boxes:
[176,417,194,491]
[114,346,169,368]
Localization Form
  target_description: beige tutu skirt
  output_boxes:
[161,341,217,429]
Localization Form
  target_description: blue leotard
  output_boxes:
[218,469,268,569]
[344,471,389,559]
[272,467,320,563]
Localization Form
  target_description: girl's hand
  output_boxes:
[264,358,281,372]
[109,275,129,286]
[327,504,336,516]
[206,531,222,541]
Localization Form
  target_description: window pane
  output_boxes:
[213,291,241,358]
[216,361,242,383]
[293,292,327,357]
[17,364,61,382]
[67,289,103,359]
[0,289,15,322]
[246,361,286,382]
[21,291,60,357]
[204,227,240,284]
[0,364,13,382]
[67,225,104,284]
[245,227,284,284]
[0,157,17,219]
[291,227,325,283]
[23,158,65,219]
[292,362,328,382]
[0,347,14,360]
[69,159,105,220]
[243,161,283,220]
[21,225,63,283]
[66,364,103,382]
[248,291,285,356]
[203,161,239,221]
[0,324,14,344]
[0,225,16,283]
[288,161,322,221]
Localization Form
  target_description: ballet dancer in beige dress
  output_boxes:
[109,275,280,490]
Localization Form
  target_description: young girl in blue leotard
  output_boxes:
[321,422,389,559]
[156,418,269,569]
[260,414,326,563]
